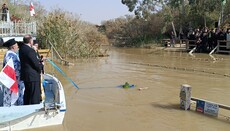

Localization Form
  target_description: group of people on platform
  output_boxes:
[0,34,45,107]
[169,27,230,53]
[187,28,230,53]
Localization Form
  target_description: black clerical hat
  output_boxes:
[3,39,17,47]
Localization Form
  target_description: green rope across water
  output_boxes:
[47,58,80,90]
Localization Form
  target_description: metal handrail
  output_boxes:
[216,40,230,54]
[0,22,37,36]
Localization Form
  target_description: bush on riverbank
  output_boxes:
[37,9,109,58]
[102,14,165,47]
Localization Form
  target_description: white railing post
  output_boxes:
[6,11,10,22]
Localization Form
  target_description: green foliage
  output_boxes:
[37,9,108,58]
[224,0,230,24]
[122,0,227,32]
[121,0,164,19]
[103,14,164,47]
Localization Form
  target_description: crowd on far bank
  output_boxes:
[169,27,230,53]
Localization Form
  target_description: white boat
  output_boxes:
[0,73,66,130]
[0,11,67,131]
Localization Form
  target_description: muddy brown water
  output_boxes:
[27,47,230,131]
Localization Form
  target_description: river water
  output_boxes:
[28,47,230,131]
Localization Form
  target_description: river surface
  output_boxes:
[28,47,230,131]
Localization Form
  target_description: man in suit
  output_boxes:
[19,35,41,105]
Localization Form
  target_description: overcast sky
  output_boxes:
[38,0,133,24]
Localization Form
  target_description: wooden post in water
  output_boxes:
[180,84,192,110]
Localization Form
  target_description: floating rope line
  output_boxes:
[128,62,230,78]
[147,51,224,62]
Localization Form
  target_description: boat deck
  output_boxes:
[0,74,61,122]
[43,77,60,104]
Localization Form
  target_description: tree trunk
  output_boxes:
[171,21,177,38]
[204,15,206,28]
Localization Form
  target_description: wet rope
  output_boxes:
[147,50,224,62]
[47,58,80,90]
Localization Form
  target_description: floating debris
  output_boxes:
[138,87,149,91]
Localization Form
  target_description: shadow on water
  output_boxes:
[151,103,181,110]
[188,108,230,124]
